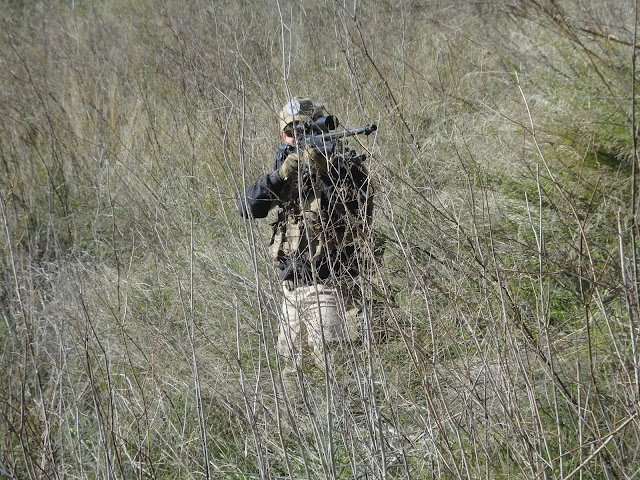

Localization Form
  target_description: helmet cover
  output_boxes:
[278,97,326,131]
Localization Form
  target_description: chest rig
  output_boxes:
[268,145,370,266]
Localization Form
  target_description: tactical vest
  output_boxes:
[268,147,371,268]
[268,176,328,263]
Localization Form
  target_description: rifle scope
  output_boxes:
[295,115,339,135]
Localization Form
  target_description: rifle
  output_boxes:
[294,116,377,156]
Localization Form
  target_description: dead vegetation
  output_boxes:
[1,0,639,478]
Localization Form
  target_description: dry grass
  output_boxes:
[1,0,639,478]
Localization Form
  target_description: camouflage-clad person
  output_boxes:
[238,97,373,372]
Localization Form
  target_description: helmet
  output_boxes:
[278,97,326,131]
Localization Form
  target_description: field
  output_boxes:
[1,1,639,478]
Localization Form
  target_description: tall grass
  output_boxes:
[1,0,639,478]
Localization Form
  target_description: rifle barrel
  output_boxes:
[323,124,377,141]
[302,124,377,154]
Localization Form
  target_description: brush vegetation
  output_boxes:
[1,0,640,479]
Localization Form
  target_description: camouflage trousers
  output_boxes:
[278,281,360,370]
